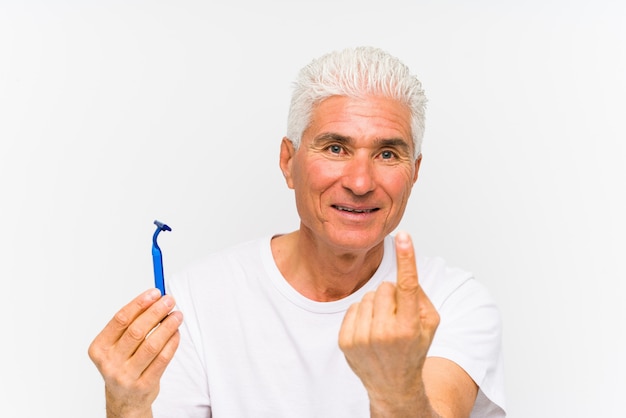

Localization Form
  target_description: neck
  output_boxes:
[271,230,385,302]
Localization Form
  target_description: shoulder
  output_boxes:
[417,255,473,306]
[415,254,501,335]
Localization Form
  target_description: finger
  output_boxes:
[114,294,178,360]
[371,282,396,334]
[352,291,375,344]
[417,286,440,332]
[338,303,359,351]
[131,311,183,379]
[395,231,420,321]
[140,328,181,384]
[90,288,162,356]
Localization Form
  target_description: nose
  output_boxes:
[341,153,376,196]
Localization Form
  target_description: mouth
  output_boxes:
[332,205,380,214]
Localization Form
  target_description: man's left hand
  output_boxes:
[338,231,440,416]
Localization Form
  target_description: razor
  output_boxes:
[152,220,172,296]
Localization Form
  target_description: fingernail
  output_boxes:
[396,231,410,245]
[163,295,175,308]
[148,288,161,300]
[170,311,183,324]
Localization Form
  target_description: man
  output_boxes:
[89,46,506,417]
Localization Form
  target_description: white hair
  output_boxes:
[286,46,427,157]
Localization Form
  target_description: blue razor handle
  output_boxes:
[152,220,172,296]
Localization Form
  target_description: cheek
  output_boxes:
[386,170,416,203]
[292,163,337,222]
[294,160,338,192]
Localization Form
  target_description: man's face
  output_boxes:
[280,95,421,254]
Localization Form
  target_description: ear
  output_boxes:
[412,154,422,184]
[279,137,296,189]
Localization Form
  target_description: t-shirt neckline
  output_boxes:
[260,234,396,314]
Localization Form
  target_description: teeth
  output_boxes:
[336,206,375,213]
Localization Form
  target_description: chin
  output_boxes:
[324,228,387,253]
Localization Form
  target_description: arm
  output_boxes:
[338,232,477,418]
[88,288,183,418]
[422,357,478,418]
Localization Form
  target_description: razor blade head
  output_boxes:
[154,220,172,232]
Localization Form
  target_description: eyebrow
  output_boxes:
[374,138,412,154]
[312,133,351,145]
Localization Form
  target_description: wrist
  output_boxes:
[104,387,154,418]
[106,405,153,418]
[368,383,439,418]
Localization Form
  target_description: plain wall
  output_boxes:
[1,1,625,417]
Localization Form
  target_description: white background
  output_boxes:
[1,1,625,417]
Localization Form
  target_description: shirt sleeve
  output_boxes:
[427,277,507,417]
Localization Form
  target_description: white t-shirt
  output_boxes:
[153,235,506,417]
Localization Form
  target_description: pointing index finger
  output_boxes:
[395,231,420,319]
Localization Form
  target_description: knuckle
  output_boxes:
[377,281,395,294]
[369,329,390,346]
[100,363,119,381]
[113,310,131,328]
[348,301,360,312]
[362,291,376,303]
[135,377,155,395]
[126,322,147,342]
[338,337,349,351]
[87,341,101,363]
[397,253,415,269]
[158,314,181,334]
[397,275,418,290]
[351,329,371,346]
[141,338,161,358]
[147,299,173,323]
[98,356,129,383]
[151,337,179,369]
[152,350,171,369]
[169,330,181,348]
[397,250,413,261]
[429,311,441,330]
[339,342,355,356]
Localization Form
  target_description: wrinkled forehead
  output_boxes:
[305,95,414,150]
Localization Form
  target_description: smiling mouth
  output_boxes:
[332,205,379,214]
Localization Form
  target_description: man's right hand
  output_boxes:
[88,288,183,418]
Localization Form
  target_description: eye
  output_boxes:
[328,144,343,154]
[380,150,396,160]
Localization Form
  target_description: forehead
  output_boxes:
[305,95,413,148]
